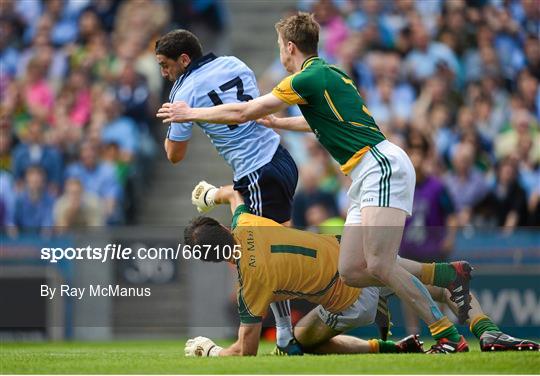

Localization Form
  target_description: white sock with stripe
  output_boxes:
[270,300,293,348]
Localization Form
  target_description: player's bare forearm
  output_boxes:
[258,115,311,132]
[219,324,261,356]
[214,185,245,213]
[218,339,242,356]
[157,94,288,125]
[186,103,250,125]
[275,115,311,132]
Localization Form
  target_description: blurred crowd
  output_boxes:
[259,0,540,259]
[0,0,227,234]
[1,0,538,244]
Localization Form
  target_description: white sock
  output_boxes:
[270,300,293,347]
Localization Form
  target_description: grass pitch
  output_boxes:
[1,339,539,374]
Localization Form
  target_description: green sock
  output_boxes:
[433,263,457,288]
[377,340,398,353]
[434,325,461,343]
[471,317,501,339]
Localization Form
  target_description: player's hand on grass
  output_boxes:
[156,101,191,123]
[185,336,223,357]
[191,181,218,213]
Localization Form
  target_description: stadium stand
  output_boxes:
[255,0,540,234]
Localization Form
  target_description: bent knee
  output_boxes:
[365,259,394,282]
[338,264,366,286]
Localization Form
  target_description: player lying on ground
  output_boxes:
[184,183,539,356]
[155,29,298,350]
[184,185,425,356]
[158,13,471,353]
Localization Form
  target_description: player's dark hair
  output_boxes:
[184,216,236,262]
[275,12,319,56]
[155,29,203,61]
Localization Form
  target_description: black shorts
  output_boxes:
[233,145,298,223]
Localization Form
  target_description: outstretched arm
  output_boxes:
[218,323,262,356]
[214,185,245,213]
[184,323,261,357]
[157,93,288,125]
[258,115,312,132]
[191,182,245,214]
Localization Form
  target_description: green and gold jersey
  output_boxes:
[272,57,386,174]
[231,205,361,324]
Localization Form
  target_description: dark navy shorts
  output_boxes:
[233,145,298,223]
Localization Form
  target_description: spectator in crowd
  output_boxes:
[516,69,539,119]
[112,62,151,128]
[0,170,16,231]
[346,0,393,50]
[402,131,458,263]
[366,76,413,132]
[25,0,79,47]
[20,57,55,125]
[83,0,119,32]
[522,36,540,81]
[404,21,459,85]
[0,129,12,172]
[444,142,489,226]
[75,8,104,46]
[12,120,63,195]
[65,141,122,224]
[0,10,22,86]
[12,166,55,235]
[311,0,348,62]
[292,164,338,229]
[54,177,104,229]
[304,202,345,235]
[98,93,140,163]
[496,110,540,162]
[473,157,529,231]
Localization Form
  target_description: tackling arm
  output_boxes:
[191,182,245,214]
[157,93,288,125]
[258,115,311,132]
[214,185,245,213]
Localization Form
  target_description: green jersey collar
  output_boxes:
[231,204,251,229]
[301,56,320,70]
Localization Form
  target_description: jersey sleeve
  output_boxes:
[272,71,316,105]
[231,204,251,229]
[236,263,273,324]
[167,83,195,142]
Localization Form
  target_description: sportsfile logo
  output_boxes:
[40,244,242,263]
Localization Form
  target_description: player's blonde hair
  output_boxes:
[275,12,319,55]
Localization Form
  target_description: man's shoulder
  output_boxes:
[198,55,251,77]
[292,60,331,90]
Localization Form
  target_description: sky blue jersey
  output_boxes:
[167,53,280,181]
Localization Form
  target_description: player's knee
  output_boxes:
[339,264,357,286]
[365,259,392,283]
